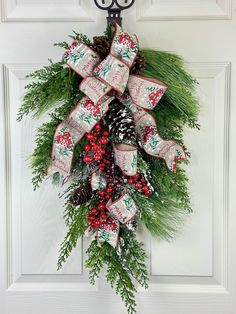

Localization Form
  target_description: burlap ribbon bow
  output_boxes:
[47,24,186,247]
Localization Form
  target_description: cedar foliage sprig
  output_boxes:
[17,61,79,120]
[57,201,90,270]
[86,234,148,314]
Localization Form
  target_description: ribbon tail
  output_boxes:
[122,96,186,171]
[136,114,186,171]
[97,218,120,248]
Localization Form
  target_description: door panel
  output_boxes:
[1,1,235,313]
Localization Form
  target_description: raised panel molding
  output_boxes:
[148,62,230,294]
[3,64,95,292]
[137,0,232,21]
[3,62,230,294]
[1,0,94,22]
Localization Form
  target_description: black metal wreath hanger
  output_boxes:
[94,0,136,26]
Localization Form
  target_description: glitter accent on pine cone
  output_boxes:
[105,99,137,146]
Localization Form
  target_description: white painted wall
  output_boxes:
[0,1,236,313]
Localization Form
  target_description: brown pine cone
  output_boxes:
[69,183,92,206]
[90,36,112,60]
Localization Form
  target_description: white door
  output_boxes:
[1,1,236,313]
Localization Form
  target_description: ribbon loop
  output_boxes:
[64,42,101,77]
[128,75,168,110]
[113,144,137,176]
[107,193,138,224]
[80,77,112,105]
[111,24,139,68]
[93,54,129,94]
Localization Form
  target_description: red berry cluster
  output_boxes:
[83,122,110,164]
[127,173,152,197]
[88,201,116,230]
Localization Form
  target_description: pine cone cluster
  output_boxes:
[105,99,137,145]
[69,183,92,206]
[90,36,112,60]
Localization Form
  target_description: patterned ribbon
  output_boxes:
[48,24,186,247]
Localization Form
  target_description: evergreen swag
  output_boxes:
[18,26,199,314]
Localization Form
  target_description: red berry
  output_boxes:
[105,194,111,201]
[98,190,106,197]
[144,190,152,197]
[100,213,108,220]
[86,133,94,141]
[93,132,100,138]
[90,207,98,215]
[98,203,106,211]
[127,178,134,185]
[84,144,91,152]
[135,182,142,189]
[106,187,113,193]
[110,223,117,230]
[94,154,103,162]
[100,149,106,155]
[103,130,109,137]
[100,137,108,145]
[104,159,111,165]
[91,221,97,229]
[142,185,149,193]
[133,174,140,180]
[91,144,99,151]
[140,177,146,183]
[94,219,101,227]
[83,155,93,164]
[95,123,102,131]
[99,163,105,171]
[88,214,95,222]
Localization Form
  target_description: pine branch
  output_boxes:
[145,155,192,213]
[131,189,187,240]
[141,50,199,129]
[57,202,90,270]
